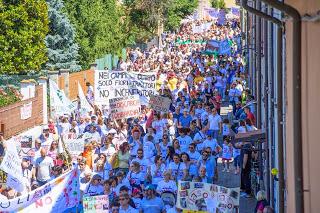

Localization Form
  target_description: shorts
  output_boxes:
[233,155,240,167]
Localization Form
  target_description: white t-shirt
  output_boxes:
[222,144,232,160]
[176,135,193,153]
[130,158,150,176]
[168,162,186,180]
[156,180,177,194]
[202,138,219,152]
[208,114,222,130]
[150,163,166,185]
[222,123,230,136]
[100,145,116,163]
[143,141,156,160]
[126,171,144,187]
[35,156,54,182]
[84,184,104,197]
[152,120,165,136]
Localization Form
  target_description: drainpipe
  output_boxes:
[258,2,302,213]
[241,0,284,211]
[255,0,262,130]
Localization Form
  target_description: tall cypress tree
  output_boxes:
[45,0,81,71]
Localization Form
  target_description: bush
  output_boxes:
[0,87,21,108]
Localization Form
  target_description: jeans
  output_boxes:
[208,130,220,140]
[240,168,251,195]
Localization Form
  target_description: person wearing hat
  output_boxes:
[84,173,104,197]
[140,184,165,213]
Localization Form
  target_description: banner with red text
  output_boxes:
[109,95,141,120]
[0,169,80,212]
[149,95,171,113]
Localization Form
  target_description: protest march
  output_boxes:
[0,7,260,213]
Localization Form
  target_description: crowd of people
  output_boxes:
[0,12,274,213]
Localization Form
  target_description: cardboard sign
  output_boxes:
[149,95,171,113]
[94,70,157,105]
[83,195,109,213]
[19,136,35,157]
[63,133,85,160]
[109,95,141,120]
[176,181,240,213]
[20,102,32,120]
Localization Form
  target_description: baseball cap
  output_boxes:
[145,184,156,190]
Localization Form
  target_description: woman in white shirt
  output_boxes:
[168,154,187,181]
[150,155,166,186]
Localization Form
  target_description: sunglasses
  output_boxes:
[119,198,127,201]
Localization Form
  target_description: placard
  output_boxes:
[20,102,32,120]
[109,95,141,120]
[176,181,240,213]
[149,95,171,113]
[94,70,157,105]
[19,135,35,157]
[83,195,109,213]
[63,133,85,160]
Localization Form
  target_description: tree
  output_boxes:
[0,0,49,74]
[211,0,226,9]
[165,0,198,31]
[46,0,81,71]
[64,0,129,69]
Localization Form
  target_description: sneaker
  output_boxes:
[226,169,230,173]
[222,168,226,172]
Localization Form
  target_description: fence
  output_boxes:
[95,48,127,70]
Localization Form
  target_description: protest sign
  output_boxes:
[63,133,85,160]
[0,139,23,183]
[217,9,226,25]
[0,169,80,212]
[205,40,220,53]
[109,95,141,120]
[205,8,219,19]
[231,7,240,17]
[19,135,35,158]
[219,40,232,55]
[83,195,109,213]
[49,79,76,116]
[176,181,240,213]
[149,95,171,113]
[20,102,32,120]
[94,70,157,105]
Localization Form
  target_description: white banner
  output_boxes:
[109,95,141,120]
[94,70,157,105]
[0,169,80,212]
[49,79,76,116]
[0,140,23,184]
[176,181,240,213]
[83,195,109,213]
[78,82,93,115]
[20,102,32,120]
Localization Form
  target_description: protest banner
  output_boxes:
[49,79,76,116]
[176,181,240,213]
[20,102,32,120]
[0,169,80,212]
[205,8,219,19]
[63,133,85,160]
[0,139,23,183]
[94,70,157,105]
[83,195,109,213]
[109,95,141,120]
[219,39,232,55]
[205,40,220,53]
[149,95,171,113]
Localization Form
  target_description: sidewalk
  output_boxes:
[219,105,257,213]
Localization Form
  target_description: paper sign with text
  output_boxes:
[149,95,171,113]
[83,195,109,213]
[20,102,32,120]
[109,95,141,120]
[63,133,85,160]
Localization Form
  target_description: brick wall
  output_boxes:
[0,86,43,139]
[67,70,94,100]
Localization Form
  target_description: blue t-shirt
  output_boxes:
[140,197,164,213]
[179,115,192,128]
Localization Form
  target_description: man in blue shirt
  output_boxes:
[178,109,192,128]
[140,185,165,213]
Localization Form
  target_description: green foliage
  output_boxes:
[0,87,21,108]
[165,0,198,31]
[46,0,81,71]
[64,0,130,69]
[0,0,49,74]
[211,0,226,9]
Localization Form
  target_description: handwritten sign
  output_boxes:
[109,95,141,120]
[149,95,171,113]
[83,195,109,213]
[63,133,85,160]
